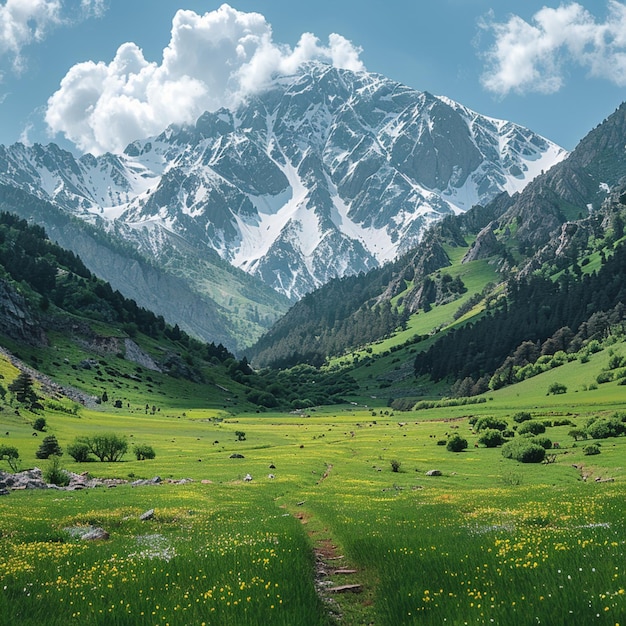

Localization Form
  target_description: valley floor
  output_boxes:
[1,390,625,625]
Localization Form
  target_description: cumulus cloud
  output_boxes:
[0,0,106,75]
[45,4,365,155]
[480,1,626,96]
[0,0,63,72]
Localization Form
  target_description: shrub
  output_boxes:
[67,442,92,463]
[596,371,614,384]
[390,459,401,472]
[547,382,567,395]
[475,416,508,432]
[133,444,156,461]
[0,445,19,471]
[32,417,46,431]
[235,431,247,441]
[585,417,625,440]
[530,436,553,450]
[512,411,532,423]
[501,439,546,463]
[553,419,574,427]
[43,456,70,486]
[517,421,546,436]
[583,444,601,456]
[446,434,468,452]
[478,429,505,448]
[35,435,63,459]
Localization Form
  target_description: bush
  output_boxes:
[67,442,92,463]
[133,444,156,461]
[553,419,574,427]
[547,382,567,395]
[585,417,625,440]
[583,444,601,456]
[446,434,468,452]
[512,411,532,423]
[390,459,401,472]
[0,445,19,471]
[517,421,546,436]
[501,439,546,463]
[596,371,614,384]
[32,417,46,431]
[35,435,63,459]
[530,436,553,450]
[475,416,508,432]
[43,456,70,486]
[478,428,505,448]
[235,431,246,441]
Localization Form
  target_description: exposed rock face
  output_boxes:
[124,339,161,372]
[0,279,46,345]
[463,222,500,263]
[498,102,626,249]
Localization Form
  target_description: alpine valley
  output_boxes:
[0,62,566,351]
[3,60,626,626]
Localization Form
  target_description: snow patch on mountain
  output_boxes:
[0,63,568,300]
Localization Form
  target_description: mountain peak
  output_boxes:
[0,65,566,300]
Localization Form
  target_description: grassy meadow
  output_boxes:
[1,339,626,625]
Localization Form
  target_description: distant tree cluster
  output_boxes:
[415,242,626,390]
[248,266,406,368]
[0,211,234,369]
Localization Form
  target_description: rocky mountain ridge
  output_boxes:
[0,62,566,302]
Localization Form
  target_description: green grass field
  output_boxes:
[1,336,626,625]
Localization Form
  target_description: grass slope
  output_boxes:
[1,335,625,624]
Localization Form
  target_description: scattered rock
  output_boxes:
[230,453,245,459]
[131,476,162,487]
[64,525,109,541]
[426,469,442,476]
[82,527,110,541]
[269,463,276,469]
[268,474,275,479]
[140,509,155,521]
[243,474,253,482]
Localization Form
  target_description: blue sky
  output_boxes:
[1,1,625,154]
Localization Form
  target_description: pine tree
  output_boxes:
[8,372,38,407]
[36,435,63,459]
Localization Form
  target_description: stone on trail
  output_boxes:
[328,584,362,594]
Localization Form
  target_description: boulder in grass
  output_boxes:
[140,509,155,521]
[426,469,442,476]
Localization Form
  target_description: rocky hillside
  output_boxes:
[247,101,626,368]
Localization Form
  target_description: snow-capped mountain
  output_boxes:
[0,63,566,300]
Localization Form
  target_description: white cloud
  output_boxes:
[0,0,106,74]
[480,1,626,96]
[0,0,63,72]
[45,4,365,155]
